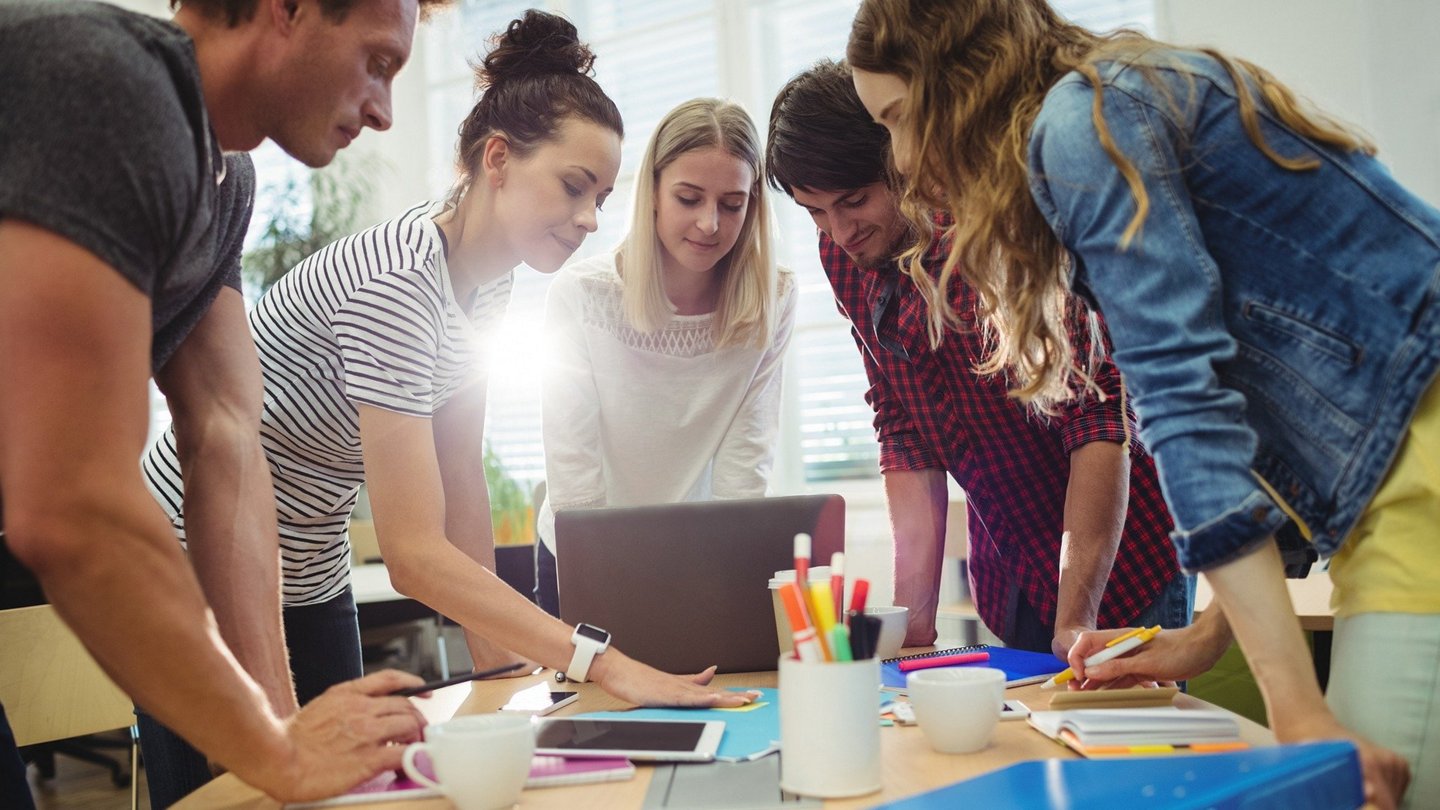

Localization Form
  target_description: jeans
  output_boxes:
[137,587,363,808]
[533,541,561,618]
[0,701,36,810]
[1005,573,1194,654]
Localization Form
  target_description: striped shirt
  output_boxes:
[142,201,512,605]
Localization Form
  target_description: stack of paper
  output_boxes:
[1028,707,1245,757]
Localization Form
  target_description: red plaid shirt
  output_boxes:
[818,228,1177,638]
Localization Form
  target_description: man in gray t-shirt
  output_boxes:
[0,0,444,803]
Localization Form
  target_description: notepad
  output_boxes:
[1045,685,1179,710]
[527,755,636,788]
[881,644,1065,693]
[1027,707,1247,757]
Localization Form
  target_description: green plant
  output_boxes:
[242,153,379,293]
[484,442,534,544]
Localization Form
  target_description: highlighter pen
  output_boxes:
[848,577,870,616]
[830,552,845,628]
[805,581,837,661]
[830,625,853,662]
[780,581,824,663]
[897,651,990,673]
[845,609,872,659]
[1042,625,1163,689]
[389,661,527,697]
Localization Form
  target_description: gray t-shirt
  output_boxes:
[0,0,253,370]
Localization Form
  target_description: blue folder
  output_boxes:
[872,740,1363,809]
[881,644,1065,692]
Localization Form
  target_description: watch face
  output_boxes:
[575,623,610,644]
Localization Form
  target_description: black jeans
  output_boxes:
[1005,573,1195,654]
[137,587,363,808]
[533,540,561,618]
[0,701,36,810]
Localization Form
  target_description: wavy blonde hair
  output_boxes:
[847,0,1373,411]
[619,98,777,348]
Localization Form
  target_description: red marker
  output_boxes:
[830,552,845,626]
[793,532,811,593]
[848,578,870,616]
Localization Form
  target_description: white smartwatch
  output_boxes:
[565,622,611,683]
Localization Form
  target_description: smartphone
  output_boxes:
[500,682,579,716]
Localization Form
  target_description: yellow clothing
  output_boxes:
[1329,374,1440,616]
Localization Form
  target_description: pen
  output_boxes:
[830,625,853,662]
[897,651,990,673]
[780,581,824,663]
[1042,625,1163,689]
[805,581,837,661]
[830,552,845,627]
[389,661,528,697]
[848,577,869,616]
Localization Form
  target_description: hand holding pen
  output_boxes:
[1043,625,1162,689]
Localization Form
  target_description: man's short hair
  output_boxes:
[766,58,891,196]
[174,0,450,27]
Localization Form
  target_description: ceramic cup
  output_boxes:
[905,667,1005,754]
[778,656,882,798]
[864,606,909,660]
[402,713,535,810]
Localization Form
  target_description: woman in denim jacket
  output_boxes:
[846,1,1439,807]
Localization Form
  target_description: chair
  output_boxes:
[0,604,140,809]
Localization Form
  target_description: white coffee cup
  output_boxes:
[905,667,1005,753]
[402,713,535,810]
[864,606,909,660]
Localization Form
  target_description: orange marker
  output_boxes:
[780,582,823,663]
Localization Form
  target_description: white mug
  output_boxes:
[402,713,535,810]
[905,667,1005,753]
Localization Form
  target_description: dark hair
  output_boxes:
[765,59,890,197]
[174,0,450,27]
[451,10,623,201]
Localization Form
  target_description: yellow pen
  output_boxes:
[1042,625,1163,689]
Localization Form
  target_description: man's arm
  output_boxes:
[431,381,530,673]
[1052,440,1130,658]
[883,469,948,646]
[154,286,296,716]
[0,221,424,800]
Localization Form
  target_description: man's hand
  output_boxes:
[249,670,428,802]
[1050,624,1091,662]
[590,652,760,709]
[1276,712,1410,810]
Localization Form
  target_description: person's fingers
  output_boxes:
[687,665,719,685]
[341,669,426,696]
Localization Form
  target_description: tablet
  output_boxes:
[534,717,725,762]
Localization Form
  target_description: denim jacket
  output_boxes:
[1027,51,1440,572]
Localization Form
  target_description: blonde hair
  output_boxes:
[848,0,1374,411]
[620,98,777,348]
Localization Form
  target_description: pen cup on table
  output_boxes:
[769,565,831,655]
[777,655,882,798]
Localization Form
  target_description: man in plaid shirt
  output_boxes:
[766,60,1187,657]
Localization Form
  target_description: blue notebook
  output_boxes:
[881,644,1065,692]
[872,740,1362,809]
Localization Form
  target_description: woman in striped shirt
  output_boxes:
[140,13,755,799]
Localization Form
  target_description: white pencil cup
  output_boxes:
[778,656,882,798]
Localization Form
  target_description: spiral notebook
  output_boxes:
[880,644,1065,693]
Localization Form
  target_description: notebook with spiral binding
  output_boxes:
[881,644,1065,693]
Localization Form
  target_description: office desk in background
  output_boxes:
[172,662,1274,809]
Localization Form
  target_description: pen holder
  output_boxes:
[778,656,882,798]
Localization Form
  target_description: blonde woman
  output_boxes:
[847,1,1440,806]
[536,98,797,616]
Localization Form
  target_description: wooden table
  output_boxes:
[173,665,1274,809]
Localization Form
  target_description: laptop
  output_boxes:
[555,494,845,674]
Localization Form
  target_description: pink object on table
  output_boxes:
[897,651,991,673]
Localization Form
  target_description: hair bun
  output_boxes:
[478,9,596,90]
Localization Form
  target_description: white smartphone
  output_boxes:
[500,683,579,716]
